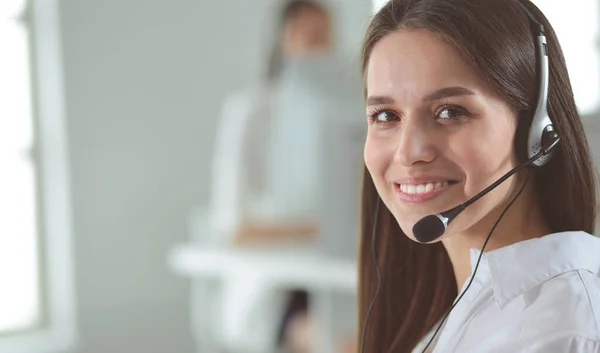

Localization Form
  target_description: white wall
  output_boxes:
[60,0,272,352]
[58,0,371,352]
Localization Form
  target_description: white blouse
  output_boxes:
[412,231,600,353]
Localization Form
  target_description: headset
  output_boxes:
[359,1,560,352]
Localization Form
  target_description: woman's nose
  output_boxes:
[393,118,437,166]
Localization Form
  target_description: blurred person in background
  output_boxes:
[207,1,343,353]
[210,0,331,244]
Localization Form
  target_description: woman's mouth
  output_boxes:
[394,180,458,203]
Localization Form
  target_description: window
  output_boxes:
[532,0,600,115]
[371,0,387,13]
[0,0,40,335]
[0,0,76,352]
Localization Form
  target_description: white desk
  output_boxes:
[168,243,358,353]
[168,243,357,292]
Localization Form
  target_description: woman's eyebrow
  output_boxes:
[422,86,475,102]
[366,95,394,106]
[366,87,475,107]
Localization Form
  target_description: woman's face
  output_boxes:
[281,8,332,56]
[364,29,520,242]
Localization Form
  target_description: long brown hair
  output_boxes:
[358,0,597,352]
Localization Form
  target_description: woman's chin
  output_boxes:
[394,217,421,241]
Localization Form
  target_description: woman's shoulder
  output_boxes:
[490,266,600,352]
[524,262,600,342]
[222,83,274,109]
[568,267,600,335]
[498,231,600,343]
[217,83,276,129]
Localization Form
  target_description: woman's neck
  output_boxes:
[441,178,551,291]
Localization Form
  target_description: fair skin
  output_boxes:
[364,29,551,289]
[281,7,332,57]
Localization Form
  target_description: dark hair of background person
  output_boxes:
[358,0,597,352]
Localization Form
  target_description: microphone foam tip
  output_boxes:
[412,214,446,243]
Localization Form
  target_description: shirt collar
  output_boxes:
[469,231,600,309]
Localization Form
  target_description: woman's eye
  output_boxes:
[369,110,399,125]
[437,106,469,121]
[376,111,392,122]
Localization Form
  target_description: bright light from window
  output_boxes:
[372,0,387,14]
[0,0,40,333]
[533,0,600,115]
[0,0,26,19]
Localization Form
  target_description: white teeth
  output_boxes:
[399,181,451,195]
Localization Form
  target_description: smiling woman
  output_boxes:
[357,1,600,353]
[365,28,523,245]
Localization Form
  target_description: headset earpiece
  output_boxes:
[517,0,559,167]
